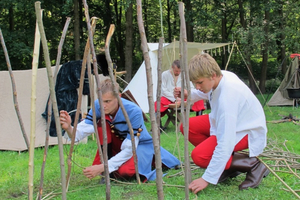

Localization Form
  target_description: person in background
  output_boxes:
[155,60,205,129]
[60,79,180,182]
[174,53,269,193]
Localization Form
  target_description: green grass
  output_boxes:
[0,100,299,199]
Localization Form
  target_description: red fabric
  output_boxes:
[191,100,205,112]
[180,115,248,170]
[154,96,172,117]
[155,97,205,117]
[92,116,136,179]
[290,53,300,59]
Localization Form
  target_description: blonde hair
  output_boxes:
[189,53,222,81]
[99,78,119,97]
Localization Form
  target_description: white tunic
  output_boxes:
[161,70,181,102]
[161,69,194,102]
[190,70,267,184]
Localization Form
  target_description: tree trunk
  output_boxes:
[74,0,81,60]
[221,2,227,69]
[183,0,194,42]
[239,0,257,93]
[276,0,287,74]
[167,0,172,42]
[259,8,270,94]
[9,5,14,31]
[113,0,125,70]
[125,3,133,82]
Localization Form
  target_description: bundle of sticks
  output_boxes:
[268,113,300,125]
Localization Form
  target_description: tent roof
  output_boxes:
[124,42,232,113]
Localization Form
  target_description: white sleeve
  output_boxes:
[64,121,95,142]
[107,136,139,173]
[190,88,210,103]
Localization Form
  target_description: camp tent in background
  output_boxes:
[123,42,231,113]
[267,55,300,106]
[0,66,106,151]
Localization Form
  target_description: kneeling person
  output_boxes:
[60,79,180,182]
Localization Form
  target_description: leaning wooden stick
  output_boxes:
[178,2,192,199]
[136,0,164,198]
[38,17,70,200]
[82,0,111,198]
[0,29,30,150]
[28,9,42,200]
[105,24,141,185]
[66,17,98,191]
[156,38,163,130]
[35,2,67,200]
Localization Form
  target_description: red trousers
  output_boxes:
[180,114,248,170]
[155,96,205,117]
[92,117,136,179]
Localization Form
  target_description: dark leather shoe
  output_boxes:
[218,170,242,183]
[239,162,270,190]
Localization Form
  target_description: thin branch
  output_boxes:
[0,29,29,149]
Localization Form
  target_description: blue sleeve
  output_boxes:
[84,99,101,125]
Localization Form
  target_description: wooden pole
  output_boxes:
[178,2,192,199]
[34,2,67,199]
[136,0,164,198]
[82,1,111,199]
[156,38,163,130]
[28,10,42,200]
[37,17,71,199]
[0,29,30,150]
[105,25,141,185]
[66,17,98,190]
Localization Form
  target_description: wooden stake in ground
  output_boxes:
[0,29,30,150]
[28,9,42,200]
[136,0,164,198]
[156,38,163,131]
[104,25,141,185]
[82,1,111,198]
[38,17,71,200]
[178,2,192,199]
[35,2,67,200]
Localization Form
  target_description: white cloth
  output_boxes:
[161,70,181,102]
[190,70,267,184]
[161,69,194,102]
[66,121,139,173]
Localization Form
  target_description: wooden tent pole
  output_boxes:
[225,41,235,71]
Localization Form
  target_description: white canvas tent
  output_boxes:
[267,56,300,106]
[0,67,99,151]
[124,42,231,113]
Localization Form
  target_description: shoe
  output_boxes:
[220,152,269,190]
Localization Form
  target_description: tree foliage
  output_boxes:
[1,0,300,92]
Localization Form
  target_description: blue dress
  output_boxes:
[85,98,181,181]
